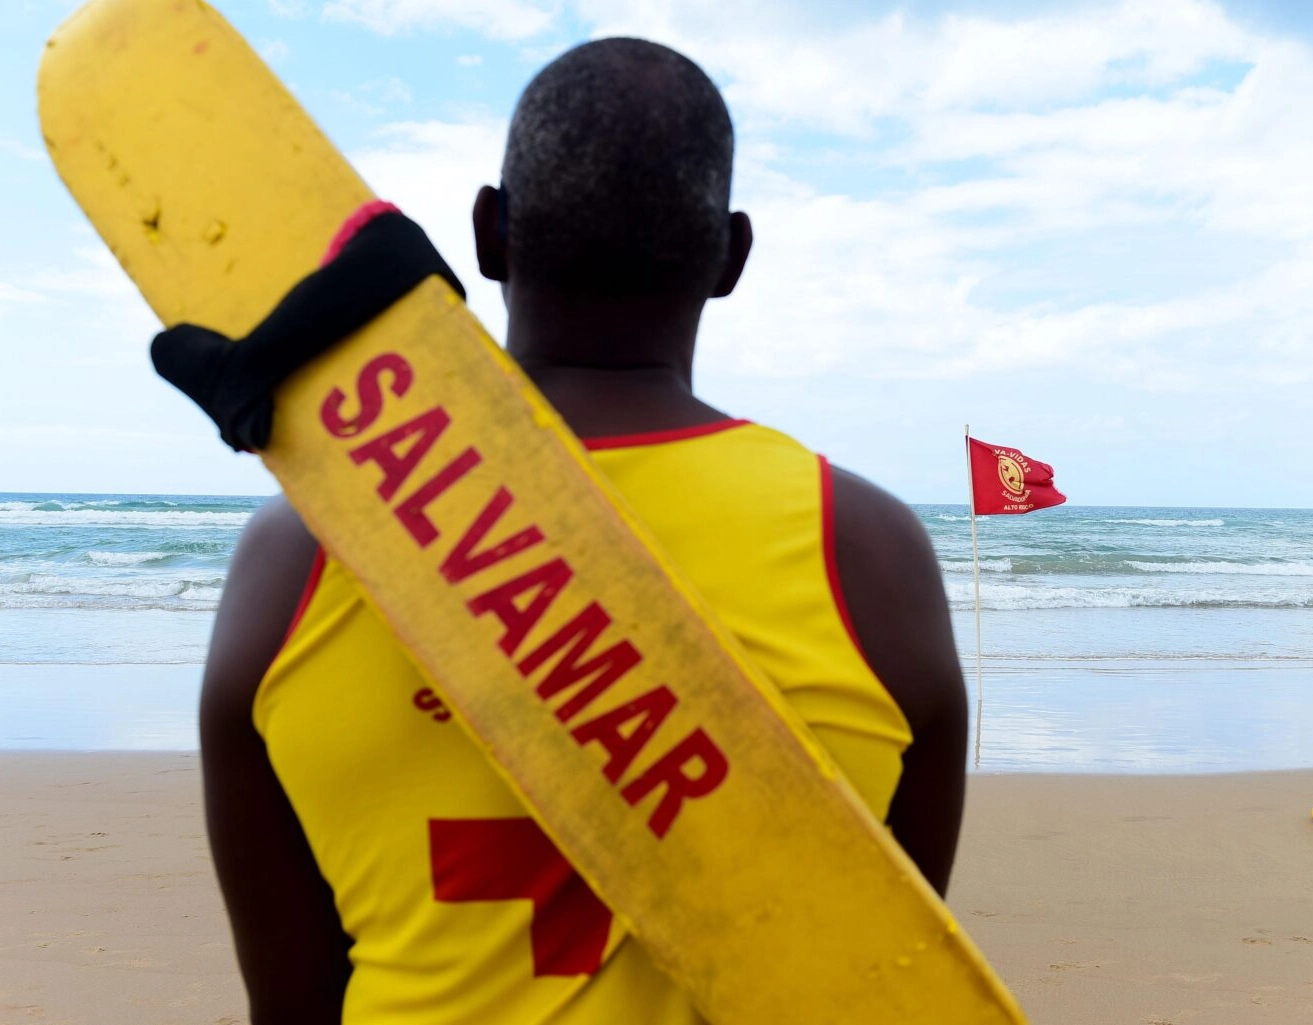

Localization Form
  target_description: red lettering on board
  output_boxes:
[467,557,574,657]
[440,487,546,584]
[570,686,678,783]
[517,602,642,723]
[620,728,730,839]
[320,352,413,438]
[349,404,452,501]
[394,447,483,548]
[321,353,734,840]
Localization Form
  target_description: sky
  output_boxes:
[1,0,1311,507]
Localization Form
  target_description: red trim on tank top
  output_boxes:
[279,546,327,647]
[818,456,864,655]
[582,418,751,451]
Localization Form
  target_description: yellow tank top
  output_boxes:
[255,420,912,1024]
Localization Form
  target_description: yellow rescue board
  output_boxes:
[38,3,1024,1022]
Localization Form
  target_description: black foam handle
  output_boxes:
[151,211,464,451]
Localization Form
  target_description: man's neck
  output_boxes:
[504,285,729,440]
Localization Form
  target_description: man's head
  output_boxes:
[475,38,750,304]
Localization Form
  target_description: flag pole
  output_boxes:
[965,425,983,770]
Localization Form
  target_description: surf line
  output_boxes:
[317,351,730,840]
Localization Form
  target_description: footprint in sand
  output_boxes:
[1242,936,1273,945]
[1249,985,1285,1006]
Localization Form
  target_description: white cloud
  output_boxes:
[364,76,414,105]
[330,78,413,117]
[350,118,510,334]
[24,245,141,301]
[308,1,1313,402]
[0,136,43,162]
[260,39,292,64]
[0,423,208,447]
[500,0,1313,399]
[704,163,1313,391]
[323,0,561,40]
[0,282,45,304]
[457,54,484,66]
[574,0,1260,125]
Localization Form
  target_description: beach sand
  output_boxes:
[1,753,1309,1024]
[956,772,1313,1024]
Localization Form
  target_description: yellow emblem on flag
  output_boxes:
[997,453,1026,496]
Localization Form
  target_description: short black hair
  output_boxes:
[502,38,734,297]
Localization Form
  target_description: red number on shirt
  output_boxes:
[428,817,613,977]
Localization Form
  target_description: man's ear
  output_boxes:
[473,185,509,283]
[710,211,753,299]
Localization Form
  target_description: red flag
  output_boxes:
[968,437,1066,515]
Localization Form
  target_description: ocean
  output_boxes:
[1,493,1310,771]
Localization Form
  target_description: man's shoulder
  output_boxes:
[236,493,316,559]
[826,463,961,736]
[202,496,319,728]
[223,493,319,646]
[829,464,935,563]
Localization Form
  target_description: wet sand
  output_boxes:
[1,752,1309,1024]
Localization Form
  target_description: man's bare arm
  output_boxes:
[830,466,968,896]
[200,497,352,1023]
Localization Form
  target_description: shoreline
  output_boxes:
[3,753,1311,1023]
[7,650,1313,774]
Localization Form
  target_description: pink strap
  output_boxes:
[320,200,403,266]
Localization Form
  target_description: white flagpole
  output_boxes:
[965,425,983,770]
